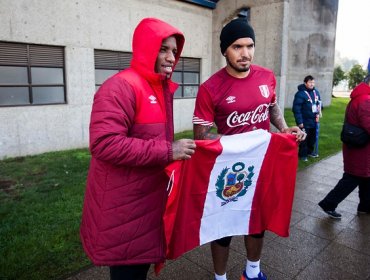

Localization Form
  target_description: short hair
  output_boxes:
[304,75,315,83]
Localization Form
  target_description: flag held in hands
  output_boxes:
[163,129,298,259]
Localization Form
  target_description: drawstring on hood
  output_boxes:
[297,84,315,92]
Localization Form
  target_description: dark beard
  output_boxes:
[226,56,250,73]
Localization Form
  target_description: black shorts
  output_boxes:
[110,264,150,280]
[214,232,265,247]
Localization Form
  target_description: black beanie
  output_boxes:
[220,18,255,54]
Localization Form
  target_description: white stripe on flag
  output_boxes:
[199,129,271,244]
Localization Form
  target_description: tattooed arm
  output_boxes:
[269,104,288,132]
[193,124,221,140]
[269,104,306,142]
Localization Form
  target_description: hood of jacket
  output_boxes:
[130,18,184,82]
[350,82,370,100]
[297,83,315,92]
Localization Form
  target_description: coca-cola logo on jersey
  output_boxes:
[226,104,269,127]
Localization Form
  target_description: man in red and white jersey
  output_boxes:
[193,17,306,280]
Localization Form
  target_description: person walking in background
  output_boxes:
[318,75,370,219]
[80,18,196,280]
[292,75,322,161]
[193,17,306,280]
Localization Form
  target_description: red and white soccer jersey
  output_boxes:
[193,65,277,135]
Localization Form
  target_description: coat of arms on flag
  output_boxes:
[216,163,254,206]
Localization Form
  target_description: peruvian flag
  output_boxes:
[163,129,298,259]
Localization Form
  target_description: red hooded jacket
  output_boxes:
[80,18,185,265]
[343,82,370,177]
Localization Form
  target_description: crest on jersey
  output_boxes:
[226,96,236,104]
[215,162,255,206]
[259,85,270,98]
[149,95,157,104]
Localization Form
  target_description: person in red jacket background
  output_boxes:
[318,75,370,219]
[80,18,196,280]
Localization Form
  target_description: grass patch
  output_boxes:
[0,150,91,279]
[0,97,348,279]
[174,130,193,140]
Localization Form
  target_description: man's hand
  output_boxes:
[281,127,306,142]
[172,139,196,160]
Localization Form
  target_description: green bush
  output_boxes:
[347,64,367,89]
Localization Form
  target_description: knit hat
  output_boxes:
[220,18,255,54]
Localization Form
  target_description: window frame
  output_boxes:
[173,57,201,99]
[94,49,132,89]
[0,41,66,107]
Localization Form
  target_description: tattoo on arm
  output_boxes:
[269,105,288,132]
[193,124,220,140]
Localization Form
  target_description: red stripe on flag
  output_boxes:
[249,133,298,237]
[164,139,223,259]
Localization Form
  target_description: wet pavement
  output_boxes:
[66,152,370,280]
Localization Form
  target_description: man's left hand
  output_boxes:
[281,127,306,142]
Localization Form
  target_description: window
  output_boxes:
[94,50,132,90]
[172,57,201,99]
[0,42,65,106]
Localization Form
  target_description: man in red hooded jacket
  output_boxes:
[319,75,370,218]
[80,18,196,280]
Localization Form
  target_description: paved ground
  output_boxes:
[66,152,370,280]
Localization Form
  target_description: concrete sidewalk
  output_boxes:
[66,152,370,280]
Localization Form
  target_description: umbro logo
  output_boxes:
[149,95,157,104]
[226,96,236,104]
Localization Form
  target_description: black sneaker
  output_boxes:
[318,202,342,219]
[308,153,319,158]
[323,210,342,219]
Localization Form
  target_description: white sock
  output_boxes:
[214,273,227,280]
[246,259,260,278]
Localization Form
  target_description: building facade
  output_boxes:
[0,0,338,159]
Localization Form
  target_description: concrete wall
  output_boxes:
[285,0,338,108]
[212,0,338,109]
[212,0,288,107]
[212,1,286,73]
[0,0,213,159]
